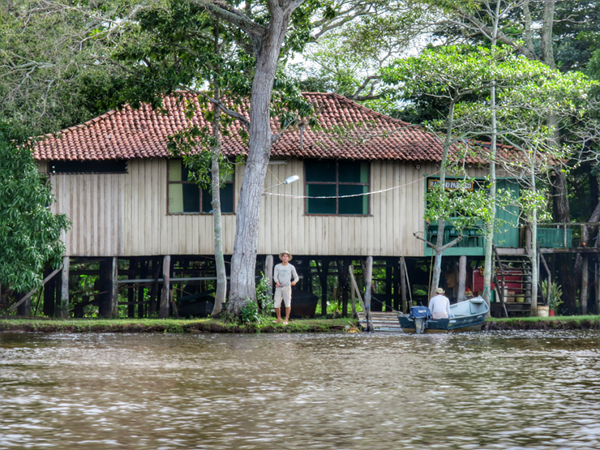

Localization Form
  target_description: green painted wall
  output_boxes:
[424,178,521,256]
[494,179,520,248]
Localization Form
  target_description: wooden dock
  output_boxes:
[357,311,403,332]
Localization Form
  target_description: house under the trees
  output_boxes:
[28,92,586,319]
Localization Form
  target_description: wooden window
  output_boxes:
[305,160,370,215]
[168,160,234,214]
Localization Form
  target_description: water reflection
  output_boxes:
[2,331,600,449]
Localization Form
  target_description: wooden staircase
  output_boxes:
[492,247,532,317]
[357,311,403,332]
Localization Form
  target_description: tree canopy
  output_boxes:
[0,137,69,296]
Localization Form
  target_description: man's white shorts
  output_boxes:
[274,286,292,308]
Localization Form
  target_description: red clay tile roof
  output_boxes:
[33,92,472,162]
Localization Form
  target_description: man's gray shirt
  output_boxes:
[273,263,299,287]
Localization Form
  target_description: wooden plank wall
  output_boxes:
[49,158,491,257]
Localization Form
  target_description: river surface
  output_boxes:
[1,331,600,449]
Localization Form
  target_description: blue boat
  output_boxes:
[397,297,489,333]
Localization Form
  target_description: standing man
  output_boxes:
[273,251,299,325]
[428,287,451,320]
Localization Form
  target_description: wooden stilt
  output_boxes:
[582,255,589,314]
[364,256,373,331]
[11,267,62,314]
[393,261,400,311]
[99,258,112,318]
[160,255,171,319]
[317,259,330,317]
[385,258,392,311]
[60,256,70,319]
[110,257,118,318]
[349,264,370,330]
[596,258,600,314]
[128,258,136,318]
[458,256,467,303]
[405,258,413,308]
[149,258,161,316]
[16,292,30,317]
[538,248,551,305]
[170,286,179,318]
[340,260,349,317]
[33,288,43,316]
[400,257,407,313]
[138,259,148,317]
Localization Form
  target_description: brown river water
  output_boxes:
[1,331,600,450]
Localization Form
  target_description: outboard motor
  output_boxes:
[410,306,431,334]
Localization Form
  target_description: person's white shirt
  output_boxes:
[428,294,451,318]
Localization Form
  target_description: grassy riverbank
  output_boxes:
[0,317,357,334]
[3,315,600,334]
[484,315,600,331]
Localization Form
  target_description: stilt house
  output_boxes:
[31,92,545,319]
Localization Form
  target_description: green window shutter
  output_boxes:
[305,160,370,215]
[339,161,369,183]
[202,183,235,213]
[307,184,336,214]
[339,185,369,215]
[168,184,184,213]
[306,160,336,182]
[182,184,201,213]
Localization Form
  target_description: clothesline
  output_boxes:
[263,170,441,199]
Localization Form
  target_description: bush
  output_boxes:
[240,300,259,323]
[541,280,563,312]
[256,272,273,316]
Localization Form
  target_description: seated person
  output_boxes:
[429,288,452,320]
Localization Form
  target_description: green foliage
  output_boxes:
[0,137,70,294]
[240,300,260,323]
[384,44,600,235]
[255,272,273,316]
[290,2,436,102]
[87,0,316,192]
[0,0,129,140]
[541,280,564,312]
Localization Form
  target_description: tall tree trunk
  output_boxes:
[483,5,500,314]
[530,170,539,316]
[483,80,497,313]
[540,0,579,313]
[430,102,455,295]
[210,84,227,317]
[523,0,535,55]
[60,256,69,319]
[228,6,297,315]
[540,0,557,69]
[160,255,171,319]
[457,255,467,303]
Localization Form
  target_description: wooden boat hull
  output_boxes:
[397,297,489,333]
[397,316,486,333]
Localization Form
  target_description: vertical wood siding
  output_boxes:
[50,158,490,257]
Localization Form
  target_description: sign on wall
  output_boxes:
[427,179,474,191]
